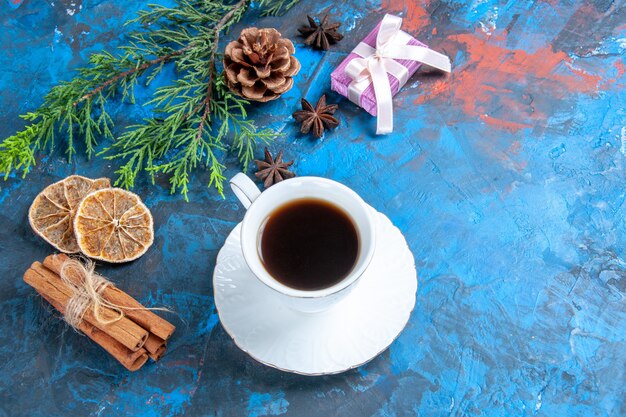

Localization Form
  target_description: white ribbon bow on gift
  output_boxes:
[345,14,452,134]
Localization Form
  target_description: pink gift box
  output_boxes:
[330,20,427,116]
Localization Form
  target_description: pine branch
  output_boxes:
[258,0,300,16]
[194,0,246,143]
[0,0,297,197]
[0,46,181,171]
[74,44,194,106]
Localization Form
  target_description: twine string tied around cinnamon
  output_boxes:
[60,257,171,330]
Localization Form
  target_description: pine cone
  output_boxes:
[224,28,300,102]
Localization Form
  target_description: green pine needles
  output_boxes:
[0,0,299,199]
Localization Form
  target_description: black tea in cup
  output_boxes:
[259,198,359,291]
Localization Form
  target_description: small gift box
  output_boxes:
[331,14,451,134]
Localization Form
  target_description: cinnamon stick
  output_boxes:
[44,254,176,340]
[144,334,167,362]
[24,268,149,371]
[28,262,149,352]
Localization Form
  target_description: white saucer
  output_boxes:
[213,207,417,375]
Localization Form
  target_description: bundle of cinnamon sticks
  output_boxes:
[23,254,175,371]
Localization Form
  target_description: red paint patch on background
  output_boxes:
[508,140,522,155]
[480,115,532,132]
[601,61,626,87]
[414,32,605,132]
[476,139,529,173]
[413,79,448,105]
[382,0,431,34]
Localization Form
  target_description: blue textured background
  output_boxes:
[1,0,625,416]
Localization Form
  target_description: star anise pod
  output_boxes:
[292,95,339,138]
[254,148,296,188]
[298,14,343,51]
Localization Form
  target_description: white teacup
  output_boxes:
[230,173,376,312]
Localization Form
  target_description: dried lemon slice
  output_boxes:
[28,175,111,253]
[74,188,154,263]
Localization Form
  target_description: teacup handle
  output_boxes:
[229,173,261,209]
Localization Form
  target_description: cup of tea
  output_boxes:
[229,173,376,312]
